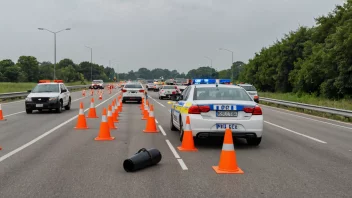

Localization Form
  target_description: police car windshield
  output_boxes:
[162,86,175,89]
[93,80,103,84]
[124,84,143,88]
[32,84,60,93]
[194,87,252,101]
[240,85,257,91]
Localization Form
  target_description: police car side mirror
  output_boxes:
[27,90,31,93]
[61,89,67,93]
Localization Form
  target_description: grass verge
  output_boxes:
[260,101,352,123]
[0,82,88,93]
[259,92,352,111]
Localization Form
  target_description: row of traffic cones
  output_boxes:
[74,94,124,141]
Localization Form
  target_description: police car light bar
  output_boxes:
[53,80,63,83]
[38,80,51,83]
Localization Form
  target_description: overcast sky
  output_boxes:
[0,0,345,73]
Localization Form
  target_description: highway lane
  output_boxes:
[0,89,88,118]
[0,89,351,197]
[148,91,352,197]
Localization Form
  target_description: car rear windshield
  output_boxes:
[32,84,60,93]
[147,80,153,83]
[162,86,176,89]
[124,84,143,88]
[240,85,257,91]
[194,87,252,101]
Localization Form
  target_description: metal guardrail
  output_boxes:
[0,85,90,100]
[260,97,352,118]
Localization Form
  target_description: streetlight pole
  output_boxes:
[38,27,71,80]
[219,48,234,82]
[204,56,213,67]
[85,46,93,81]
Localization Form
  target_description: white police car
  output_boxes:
[170,84,263,146]
[25,80,71,114]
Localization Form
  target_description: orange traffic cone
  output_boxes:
[95,108,115,141]
[87,98,98,118]
[140,98,144,110]
[74,102,89,129]
[107,105,117,129]
[99,93,102,100]
[141,99,146,114]
[113,101,119,123]
[82,89,86,96]
[0,104,6,121]
[142,103,149,120]
[177,116,197,151]
[143,105,159,133]
[118,99,123,112]
[91,89,94,96]
[212,127,244,174]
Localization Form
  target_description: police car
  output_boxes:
[25,80,71,114]
[170,84,263,146]
[237,83,259,103]
[158,85,180,100]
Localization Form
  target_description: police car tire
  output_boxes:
[247,137,262,146]
[56,101,63,113]
[26,109,32,114]
[65,98,71,110]
[179,118,184,141]
[170,115,177,131]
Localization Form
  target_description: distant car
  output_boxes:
[25,80,71,114]
[237,84,259,103]
[121,82,144,103]
[170,84,263,146]
[158,85,180,100]
[175,83,187,92]
[146,80,155,90]
[89,80,104,89]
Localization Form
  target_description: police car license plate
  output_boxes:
[216,124,237,129]
[36,104,43,107]
[216,111,238,117]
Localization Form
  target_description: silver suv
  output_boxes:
[237,83,259,103]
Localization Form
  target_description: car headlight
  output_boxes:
[25,97,32,102]
[49,97,58,101]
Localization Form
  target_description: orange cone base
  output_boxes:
[143,129,159,133]
[177,146,198,152]
[212,166,244,174]
[94,137,115,141]
[110,126,118,130]
[113,120,119,123]
[74,126,89,130]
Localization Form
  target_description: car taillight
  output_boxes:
[188,105,210,114]
[122,89,127,92]
[243,106,262,115]
[139,90,144,93]
[175,86,177,89]
[253,95,259,99]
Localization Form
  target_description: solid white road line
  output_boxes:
[177,159,188,170]
[150,97,165,107]
[264,107,352,130]
[0,92,119,163]
[4,111,26,117]
[158,125,166,136]
[265,121,327,144]
[165,139,180,159]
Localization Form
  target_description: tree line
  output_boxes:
[238,1,352,99]
[0,56,243,84]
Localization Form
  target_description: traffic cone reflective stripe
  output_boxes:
[0,104,6,121]
[87,98,98,118]
[178,116,197,151]
[114,103,119,122]
[212,128,244,174]
[74,102,89,129]
[95,108,115,141]
[107,105,117,129]
[143,105,159,133]
[99,93,102,100]
[142,105,149,120]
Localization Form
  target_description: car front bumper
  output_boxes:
[25,101,60,110]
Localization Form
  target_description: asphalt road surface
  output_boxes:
[0,89,351,198]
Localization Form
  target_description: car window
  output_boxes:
[240,85,257,91]
[32,84,60,93]
[182,86,191,100]
[61,84,67,91]
[124,84,143,88]
[193,87,252,101]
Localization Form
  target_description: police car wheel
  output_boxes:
[26,109,32,114]
[170,115,177,131]
[56,101,62,113]
[247,137,262,146]
[65,98,71,110]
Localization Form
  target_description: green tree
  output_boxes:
[17,56,39,82]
